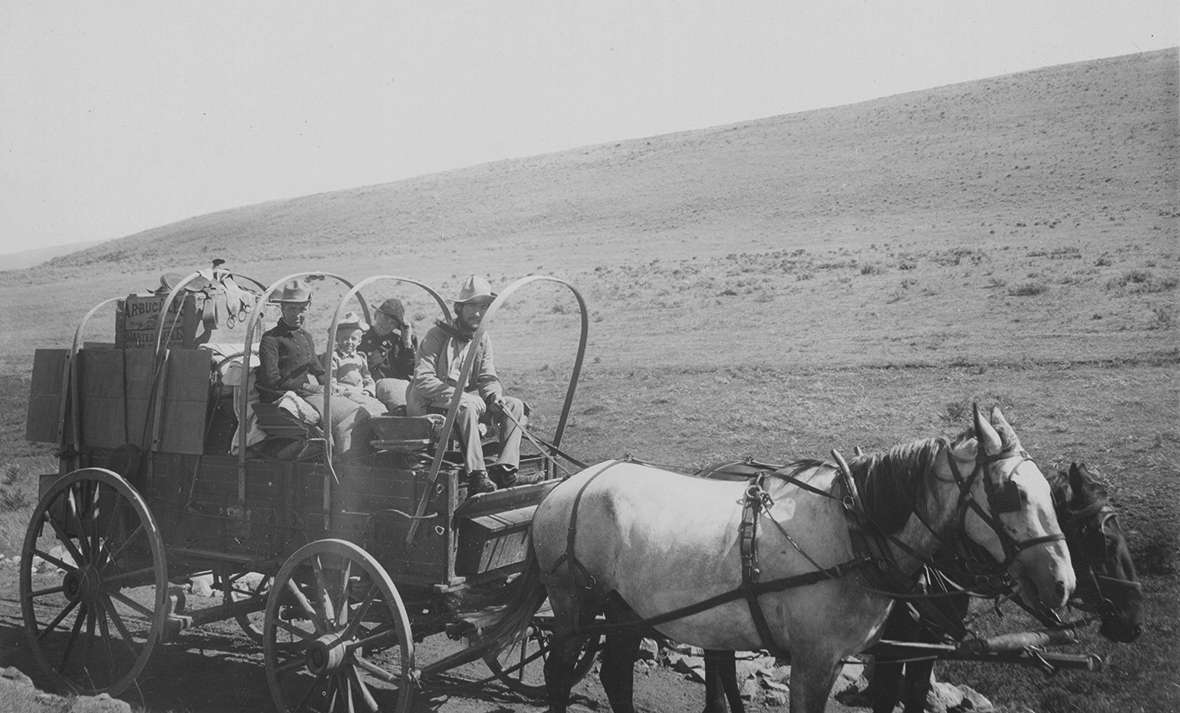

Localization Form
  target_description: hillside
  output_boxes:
[0,49,1175,378]
[0,240,102,271]
[17,48,1176,280]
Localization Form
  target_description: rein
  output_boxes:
[546,440,1070,648]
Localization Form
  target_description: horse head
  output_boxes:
[956,405,1075,620]
[1055,462,1143,642]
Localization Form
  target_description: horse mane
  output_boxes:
[845,429,973,534]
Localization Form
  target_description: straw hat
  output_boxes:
[336,311,368,333]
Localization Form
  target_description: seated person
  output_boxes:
[407,275,525,494]
[327,312,388,419]
[360,297,418,412]
[256,281,368,456]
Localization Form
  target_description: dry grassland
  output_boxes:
[0,49,1175,712]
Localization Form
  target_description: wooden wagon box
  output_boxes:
[455,505,535,577]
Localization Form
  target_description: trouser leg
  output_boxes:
[455,399,487,474]
[496,396,525,469]
[311,398,368,455]
[374,378,410,411]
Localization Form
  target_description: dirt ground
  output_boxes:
[0,563,874,713]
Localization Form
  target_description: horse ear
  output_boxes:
[1068,462,1086,506]
[990,406,1020,450]
[974,403,1002,455]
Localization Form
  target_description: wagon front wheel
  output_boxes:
[264,539,415,712]
[19,467,168,695]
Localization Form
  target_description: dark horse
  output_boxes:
[699,461,1142,713]
[863,461,1143,713]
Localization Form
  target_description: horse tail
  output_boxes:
[479,536,548,649]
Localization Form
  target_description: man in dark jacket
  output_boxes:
[359,297,417,412]
[257,281,366,454]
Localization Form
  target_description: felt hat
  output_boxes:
[455,275,496,305]
[274,281,311,304]
[376,298,406,323]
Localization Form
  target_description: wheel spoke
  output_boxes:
[31,548,78,575]
[29,583,67,598]
[273,650,308,675]
[84,485,104,564]
[108,590,154,619]
[103,523,145,566]
[65,486,94,562]
[337,560,352,626]
[93,601,118,683]
[338,583,377,640]
[350,623,397,651]
[35,598,80,640]
[44,514,86,568]
[285,578,319,623]
[101,594,142,652]
[58,603,88,671]
[349,666,380,713]
[276,617,318,642]
[295,674,331,712]
[351,654,397,684]
[312,555,335,627]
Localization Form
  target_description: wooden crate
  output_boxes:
[455,505,535,577]
[116,293,202,349]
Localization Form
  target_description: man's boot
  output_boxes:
[488,463,518,488]
[467,470,497,496]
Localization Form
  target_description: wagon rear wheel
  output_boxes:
[264,539,415,713]
[481,601,599,698]
[19,467,168,695]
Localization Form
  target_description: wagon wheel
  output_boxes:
[222,570,272,643]
[19,467,168,695]
[264,539,416,713]
[481,602,599,698]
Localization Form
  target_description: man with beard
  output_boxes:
[256,281,368,455]
[407,275,525,495]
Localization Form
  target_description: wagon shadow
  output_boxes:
[0,597,573,713]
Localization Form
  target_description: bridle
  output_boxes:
[942,445,1066,576]
[1060,503,1141,620]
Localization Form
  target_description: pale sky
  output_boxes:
[1,1,1176,256]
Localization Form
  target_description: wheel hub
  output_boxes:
[305,633,349,675]
[62,565,103,604]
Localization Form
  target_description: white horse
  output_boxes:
[483,406,1074,713]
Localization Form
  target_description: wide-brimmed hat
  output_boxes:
[455,275,496,305]
[335,311,368,334]
[274,281,311,304]
[375,298,406,323]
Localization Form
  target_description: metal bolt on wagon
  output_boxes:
[20,263,596,711]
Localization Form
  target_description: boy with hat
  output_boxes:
[327,312,387,418]
[407,275,526,495]
[256,281,368,455]
[359,297,418,412]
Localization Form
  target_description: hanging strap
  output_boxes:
[738,473,782,652]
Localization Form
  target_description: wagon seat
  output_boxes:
[201,342,325,460]
[366,411,504,471]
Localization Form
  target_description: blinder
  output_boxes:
[986,478,1026,514]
